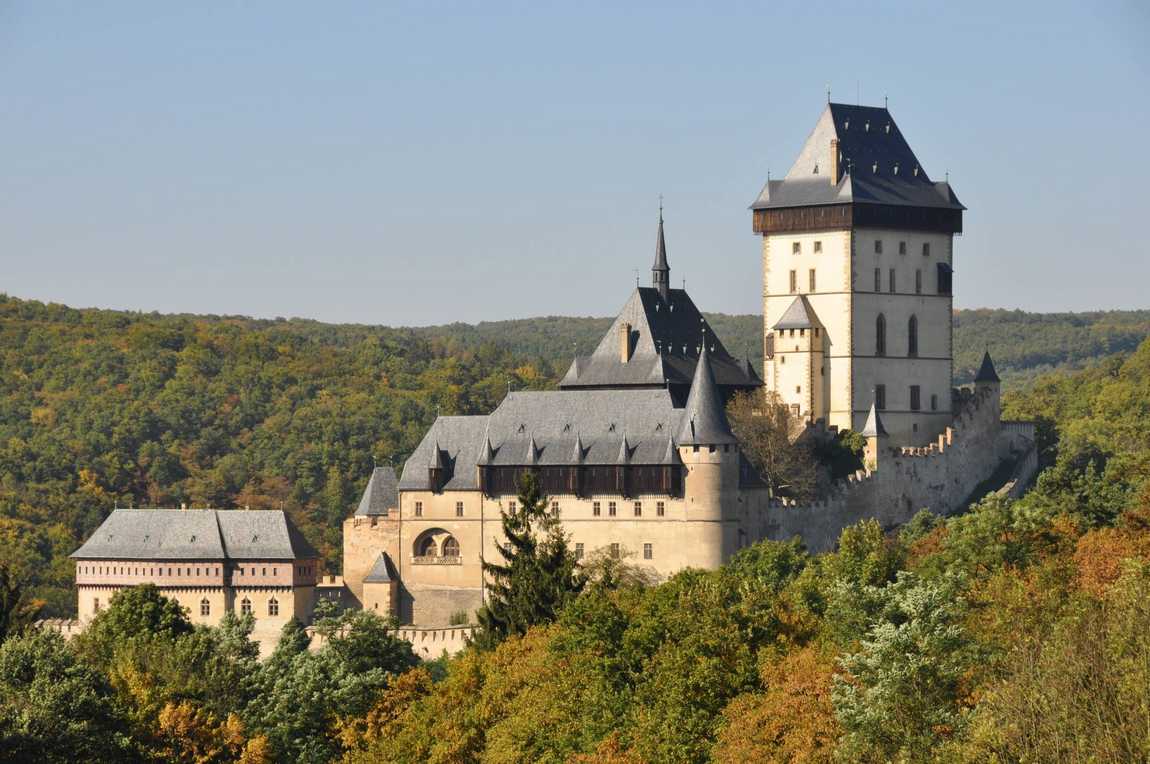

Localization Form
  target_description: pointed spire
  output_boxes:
[676,341,738,446]
[860,401,888,438]
[572,433,586,463]
[525,435,539,465]
[429,440,446,469]
[617,434,631,464]
[975,350,1000,384]
[476,433,496,466]
[652,202,670,301]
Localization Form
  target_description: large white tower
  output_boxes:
[752,103,964,446]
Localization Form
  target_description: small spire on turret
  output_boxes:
[652,200,670,301]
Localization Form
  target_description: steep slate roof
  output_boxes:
[751,103,964,211]
[363,552,397,584]
[676,344,738,446]
[354,466,399,516]
[559,287,759,391]
[975,351,1001,383]
[772,296,822,330]
[71,509,319,561]
[398,388,687,491]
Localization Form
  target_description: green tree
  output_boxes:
[473,471,584,650]
[73,584,193,669]
[0,564,41,642]
[0,629,138,762]
[832,572,974,761]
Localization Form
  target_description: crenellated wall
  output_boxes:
[752,385,1038,552]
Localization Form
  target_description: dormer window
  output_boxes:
[885,123,891,134]
[872,161,878,173]
[843,120,850,129]
[893,163,900,175]
[865,121,870,132]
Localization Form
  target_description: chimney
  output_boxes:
[619,323,632,363]
[830,138,840,184]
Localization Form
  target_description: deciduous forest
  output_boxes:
[2,293,1150,761]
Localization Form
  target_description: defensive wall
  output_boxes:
[749,384,1038,552]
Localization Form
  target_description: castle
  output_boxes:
[68,101,1038,652]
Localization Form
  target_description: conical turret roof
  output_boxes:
[429,440,446,469]
[616,434,632,464]
[975,350,1000,383]
[860,402,888,438]
[524,435,540,465]
[676,341,738,446]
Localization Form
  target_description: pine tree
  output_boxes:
[473,471,584,650]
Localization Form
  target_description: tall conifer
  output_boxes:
[473,471,584,650]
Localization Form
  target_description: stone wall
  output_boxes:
[754,385,1037,552]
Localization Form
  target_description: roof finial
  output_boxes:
[826,84,831,103]
[884,94,888,108]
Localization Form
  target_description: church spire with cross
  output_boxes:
[652,199,670,301]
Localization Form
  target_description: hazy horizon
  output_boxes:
[2,2,1147,325]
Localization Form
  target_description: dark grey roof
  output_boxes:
[752,103,964,212]
[652,212,670,299]
[773,296,822,330]
[71,509,319,561]
[398,388,686,490]
[559,287,759,391]
[975,351,1001,383]
[861,402,888,438]
[355,466,399,516]
[676,343,738,446]
[363,552,396,584]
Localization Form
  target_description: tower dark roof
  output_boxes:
[752,103,964,212]
[676,343,738,446]
[975,350,1001,383]
[559,287,759,393]
[363,552,396,584]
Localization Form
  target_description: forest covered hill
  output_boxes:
[0,293,1148,615]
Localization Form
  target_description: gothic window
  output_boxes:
[608,501,617,517]
[418,536,438,557]
[915,269,923,294]
[789,270,797,293]
[455,501,464,517]
[643,543,653,560]
[200,599,210,617]
[240,598,252,616]
[809,269,816,292]
[814,240,822,253]
[908,315,919,357]
[656,501,665,517]
[792,242,801,254]
[414,501,423,517]
[899,241,907,255]
[876,314,887,356]
[634,501,642,517]
[922,242,931,257]
[931,394,939,411]
[889,268,896,293]
[550,501,559,518]
[875,384,887,411]
[874,240,883,254]
[593,501,601,517]
[442,536,460,557]
[268,598,279,617]
[910,385,922,411]
[873,267,881,291]
[575,543,584,560]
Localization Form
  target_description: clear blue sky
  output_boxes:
[1,1,1147,325]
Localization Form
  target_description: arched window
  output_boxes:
[876,314,887,356]
[442,536,460,557]
[268,598,279,617]
[908,315,918,357]
[200,598,211,617]
[240,598,252,616]
[418,536,438,557]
